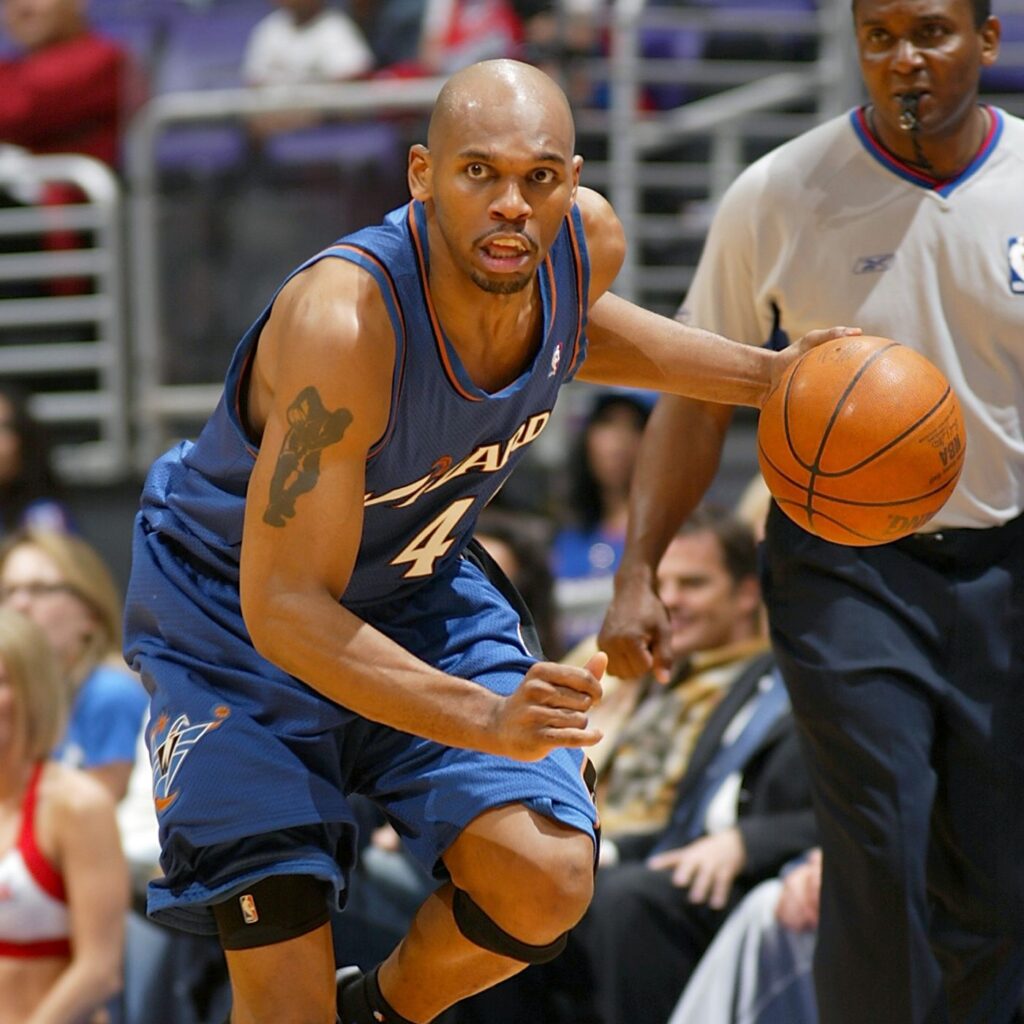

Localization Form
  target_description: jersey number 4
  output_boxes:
[390,497,476,578]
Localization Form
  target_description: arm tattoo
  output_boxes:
[262,385,353,527]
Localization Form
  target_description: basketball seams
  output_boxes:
[809,386,957,479]
[757,335,966,545]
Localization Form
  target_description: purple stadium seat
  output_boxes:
[260,121,403,171]
[150,1,268,176]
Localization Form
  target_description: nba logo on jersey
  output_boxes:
[549,343,562,377]
[1009,237,1024,294]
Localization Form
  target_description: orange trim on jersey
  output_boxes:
[18,763,66,904]
[542,253,557,342]
[233,243,409,461]
[407,203,481,401]
[328,243,409,459]
[565,211,585,373]
[233,344,259,459]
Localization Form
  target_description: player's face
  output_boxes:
[655,531,760,665]
[853,0,999,138]
[412,105,581,295]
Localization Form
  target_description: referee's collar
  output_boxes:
[850,105,1002,198]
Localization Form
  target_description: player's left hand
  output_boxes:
[646,828,747,910]
[766,326,862,403]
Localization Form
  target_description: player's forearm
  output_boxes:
[581,293,775,408]
[246,588,503,751]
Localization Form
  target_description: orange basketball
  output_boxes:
[757,335,966,546]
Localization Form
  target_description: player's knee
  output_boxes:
[463,834,594,943]
[532,840,595,931]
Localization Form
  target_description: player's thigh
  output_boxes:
[222,922,336,1024]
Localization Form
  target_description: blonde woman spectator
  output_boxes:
[0,607,128,1024]
[0,529,147,803]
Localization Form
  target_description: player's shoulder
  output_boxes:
[575,187,625,299]
[274,255,393,345]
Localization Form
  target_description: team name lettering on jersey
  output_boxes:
[364,411,551,509]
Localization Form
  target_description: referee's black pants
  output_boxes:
[763,505,1024,1024]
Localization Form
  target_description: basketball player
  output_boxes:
[123,59,851,1024]
[600,2,1024,1022]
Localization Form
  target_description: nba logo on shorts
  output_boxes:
[239,893,259,924]
[1009,237,1024,294]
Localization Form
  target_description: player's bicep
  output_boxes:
[245,387,369,600]
[241,266,394,605]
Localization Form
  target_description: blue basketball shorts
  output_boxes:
[125,524,599,936]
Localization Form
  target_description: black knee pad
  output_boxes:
[452,887,568,964]
[212,874,331,950]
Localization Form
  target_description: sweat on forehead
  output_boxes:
[427,59,575,151]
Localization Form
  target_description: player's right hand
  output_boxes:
[489,652,607,761]
[598,573,673,683]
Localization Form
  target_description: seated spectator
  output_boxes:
[667,850,821,1024]
[0,606,128,1022]
[0,528,148,803]
[242,0,375,87]
[456,508,816,1024]
[0,0,140,169]
[551,388,652,654]
[351,0,427,74]
[0,0,143,296]
[242,0,375,139]
[418,0,525,75]
[0,383,73,537]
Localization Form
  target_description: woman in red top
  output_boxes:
[0,607,127,1024]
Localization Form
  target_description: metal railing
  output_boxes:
[0,148,129,482]
[125,77,444,469]
[64,0,1024,475]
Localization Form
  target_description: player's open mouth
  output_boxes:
[479,236,534,272]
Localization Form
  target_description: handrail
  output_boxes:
[0,149,128,482]
[606,0,854,303]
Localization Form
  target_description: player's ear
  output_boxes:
[570,155,583,201]
[408,144,432,201]
[979,16,1000,67]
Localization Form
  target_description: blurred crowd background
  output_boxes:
[1,0,1023,1021]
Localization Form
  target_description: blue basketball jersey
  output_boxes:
[141,200,590,606]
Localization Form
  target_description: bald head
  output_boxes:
[428,59,576,155]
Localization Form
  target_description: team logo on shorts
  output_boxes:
[1009,237,1024,295]
[149,706,230,813]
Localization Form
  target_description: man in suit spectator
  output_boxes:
[457,506,817,1024]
